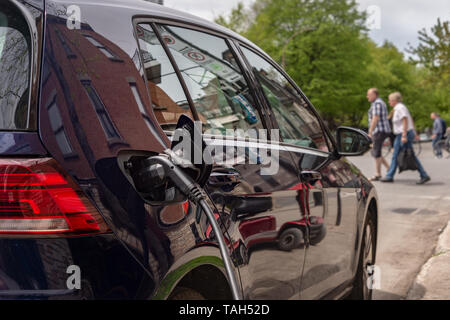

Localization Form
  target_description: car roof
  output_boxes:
[54,0,265,55]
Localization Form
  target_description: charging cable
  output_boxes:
[144,153,242,300]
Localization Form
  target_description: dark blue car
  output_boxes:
[0,0,378,300]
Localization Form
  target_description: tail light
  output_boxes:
[0,158,111,237]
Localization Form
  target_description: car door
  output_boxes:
[240,46,359,299]
[147,23,308,300]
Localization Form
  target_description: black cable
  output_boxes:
[141,155,242,300]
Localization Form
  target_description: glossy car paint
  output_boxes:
[0,0,378,300]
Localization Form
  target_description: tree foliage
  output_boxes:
[408,18,450,128]
[215,1,449,131]
[408,19,449,78]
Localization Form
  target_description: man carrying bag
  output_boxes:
[381,92,430,184]
[397,147,418,173]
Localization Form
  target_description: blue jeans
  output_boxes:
[386,130,429,179]
[432,133,443,157]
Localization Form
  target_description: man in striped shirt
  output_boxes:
[367,88,392,181]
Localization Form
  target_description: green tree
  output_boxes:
[362,41,431,130]
[214,2,251,34]
[408,18,449,79]
[216,0,371,129]
[408,18,450,128]
[215,1,448,131]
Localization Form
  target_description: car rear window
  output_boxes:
[136,23,194,132]
[154,24,264,136]
[0,4,31,130]
[135,23,264,136]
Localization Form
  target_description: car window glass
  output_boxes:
[136,23,194,132]
[241,46,329,152]
[155,24,263,137]
[0,6,31,130]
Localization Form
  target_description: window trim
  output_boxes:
[133,15,251,44]
[237,43,336,154]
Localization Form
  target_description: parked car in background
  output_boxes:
[418,133,432,143]
[0,0,378,300]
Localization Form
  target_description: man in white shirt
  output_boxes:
[391,102,414,138]
[381,92,430,184]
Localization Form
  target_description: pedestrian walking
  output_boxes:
[366,88,391,181]
[381,92,430,184]
[431,112,446,158]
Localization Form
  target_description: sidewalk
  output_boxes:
[407,220,450,299]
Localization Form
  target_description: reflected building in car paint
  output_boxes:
[39,8,199,286]
[40,15,167,175]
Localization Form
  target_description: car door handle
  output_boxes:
[300,170,322,184]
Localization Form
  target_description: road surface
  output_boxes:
[350,142,450,299]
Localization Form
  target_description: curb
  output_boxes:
[406,220,450,300]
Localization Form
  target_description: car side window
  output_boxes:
[136,23,194,132]
[154,24,264,137]
[241,46,329,152]
[0,4,31,130]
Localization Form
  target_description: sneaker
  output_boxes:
[416,176,431,185]
[380,177,394,183]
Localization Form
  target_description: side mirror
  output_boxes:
[336,126,372,157]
